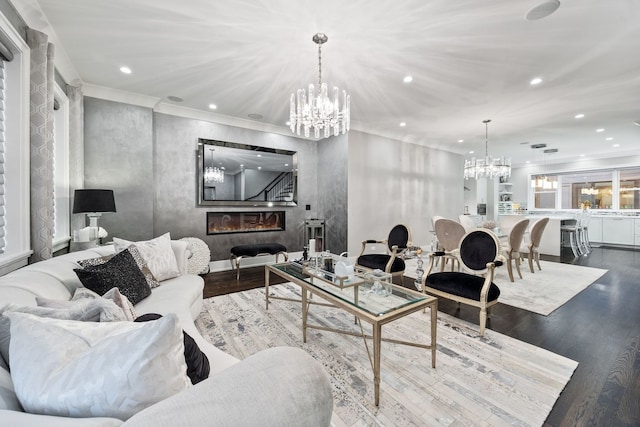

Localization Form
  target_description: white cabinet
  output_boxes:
[635,219,640,246]
[602,217,634,245]
[587,217,603,242]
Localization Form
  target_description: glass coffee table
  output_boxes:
[265,262,437,406]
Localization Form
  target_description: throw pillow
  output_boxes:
[135,313,210,385]
[78,245,160,289]
[113,233,180,281]
[74,248,151,305]
[6,312,190,420]
[0,298,129,367]
[37,287,137,322]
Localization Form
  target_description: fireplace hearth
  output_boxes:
[206,211,285,235]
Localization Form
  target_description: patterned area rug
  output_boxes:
[404,259,608,315]
[196,284,578,426]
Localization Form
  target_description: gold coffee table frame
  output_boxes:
[265,263,437,406]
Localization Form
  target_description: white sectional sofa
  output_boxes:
[0,242,333,426]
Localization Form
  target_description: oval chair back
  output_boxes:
[458,215,477,232]
[458,229,501,274]
[388,224,412,252]
[508,219,530,251]
[529,217,550,248]
[434,218,466,252]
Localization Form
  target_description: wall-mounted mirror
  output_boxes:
[197,138,297,206]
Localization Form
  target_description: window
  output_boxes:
[560,171,613,210]
[619,168,640,210]
[531,174,558,209]
[0,13,31,274]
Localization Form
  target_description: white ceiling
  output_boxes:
[17,0,640,166]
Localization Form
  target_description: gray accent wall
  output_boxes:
[83,97,461,263]
[83,96,336,261]
[83,97,154,242]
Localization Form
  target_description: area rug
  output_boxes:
[404,259,608,316]
[196,284,578,426]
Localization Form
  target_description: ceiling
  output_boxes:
[16,0,640,166]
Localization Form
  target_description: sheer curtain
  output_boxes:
[27,28,55,262]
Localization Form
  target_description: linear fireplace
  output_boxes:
[206,211,285,235]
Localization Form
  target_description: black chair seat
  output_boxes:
[357,254,405,273]
[426,272,500,302]
[230,243,287,258]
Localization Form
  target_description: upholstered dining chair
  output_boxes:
[501,218,530,282]
[422,229,503,336]
[356,224,413,281]
[433,218,466,272]
[458,215,477,233]
[519,217,549,273]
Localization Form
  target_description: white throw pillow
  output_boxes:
[6,312,190,420]
[113,233,180,281]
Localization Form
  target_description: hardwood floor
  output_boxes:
[203,246,640,427]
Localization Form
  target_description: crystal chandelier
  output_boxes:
[204,166,224,184]
[290,33,350,139]
[464,119,511,180]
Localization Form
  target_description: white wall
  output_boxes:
[347,131,464,255]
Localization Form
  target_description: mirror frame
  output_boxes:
[197,138,298,207]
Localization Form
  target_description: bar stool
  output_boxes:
[577,210,592,255]
[560,218,582,257]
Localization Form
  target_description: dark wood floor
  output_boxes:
[203,246,640,427]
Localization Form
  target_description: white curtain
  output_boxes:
[27,28,55,262]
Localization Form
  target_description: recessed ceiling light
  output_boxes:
[458,139,464,143]
[399,122,406,127]
[612,144,620,147]
[525,160,531,164]
[530,77,543,85]
[119,66,132,74]
[285,121,291,126]
[606,137,613,141]
[208,104,217,109]
[596,128,605,132]
[469,151,474,154]
[403,76,413,83]
[580,154,585,157]
[574,114,585,119]
[525,0,561,21]
[256,154,262,157]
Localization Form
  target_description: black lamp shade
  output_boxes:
[72,189,116,214]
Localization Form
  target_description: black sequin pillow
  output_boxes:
[78,246,160,289]
[74,249,151,305]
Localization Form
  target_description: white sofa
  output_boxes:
[0,242,333,426]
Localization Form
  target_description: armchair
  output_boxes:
[356,224,412,281]
[422,229,502,336]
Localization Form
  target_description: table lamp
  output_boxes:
[72,189,116,241]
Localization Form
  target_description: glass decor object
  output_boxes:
[289,33,350,140]
[365,269,393,297]
[464,119,511,180]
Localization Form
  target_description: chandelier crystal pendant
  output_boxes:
[464,119,511,180]
[290,33,350,140]
[204,166,224,184]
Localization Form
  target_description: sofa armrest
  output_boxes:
[170,240,189,276]
[123,347,333,427]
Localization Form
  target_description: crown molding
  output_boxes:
[82,84,160,109]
